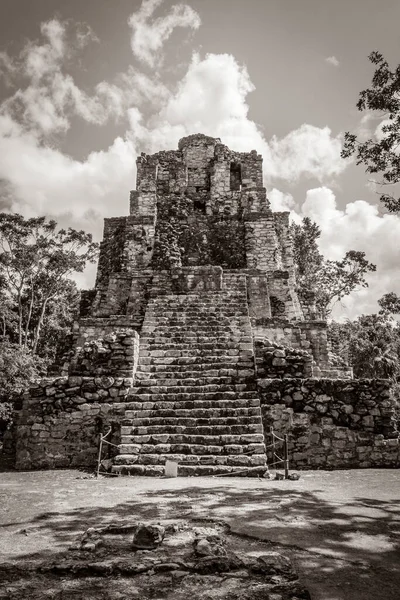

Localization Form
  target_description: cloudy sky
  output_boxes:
[0,0,399,318]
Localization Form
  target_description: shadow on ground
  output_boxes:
[1,476,399,599]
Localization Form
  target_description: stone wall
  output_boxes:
[15,393,127,470]
[252,318,352,376]
[14,330,140,470]
[259,377,400,469]
[69,331,139,378]
[255,340,313,379]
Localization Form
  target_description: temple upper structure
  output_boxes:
[78,133,333,367]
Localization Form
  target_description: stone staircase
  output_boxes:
[112,282,267,475]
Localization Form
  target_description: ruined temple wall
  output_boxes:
[15,394,127,470]
[245,215,284,271]
[258,378,400,469]
[134,135,270,218]
[72,316,141,348]
[255,340,314,379]
[252,319,335,370]
[95,214,155,289]
[14,330,140,470]
[95,217,126,288]
[15,374,399,471]
[247,274,272,320]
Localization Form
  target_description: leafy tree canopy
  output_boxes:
[291,217,376,318]
[342,51,400,212]
[330,311,400,380]
[0,213,98,354]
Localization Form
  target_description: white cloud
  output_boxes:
[268,188,300,215]
[268,124,347,182]
[0,114,137,227]
[325,55,339,67]
[0,19,153,137]
[0,13,365,310]
[128,0,201,69]
[124,52,347,186]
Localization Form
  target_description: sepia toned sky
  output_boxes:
[0,0,400,318]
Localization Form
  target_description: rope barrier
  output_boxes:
[96,426,115,478]
[269,427,289,479]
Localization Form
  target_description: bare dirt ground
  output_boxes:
[0,468,399,600]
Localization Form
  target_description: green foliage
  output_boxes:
[378,292,400,316]
[0,213,98,353]
[0,340,46,430]
[342,51,400,212]
[291,217,376,317]
[329,310,400,380]
[0,340,45,396]
[35,279,80,362]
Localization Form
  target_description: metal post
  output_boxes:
[284,434,289,479]
[96,432,103,479]
[271,427,275,464]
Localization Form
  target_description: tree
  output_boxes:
[342,51,400,212]
[0,274,16,338]
[34,279,80,361]
[329,291,400,380]
[0,340,45,397]
[0,213,98,354]
[0,340,46,432]
[348,313,400,379]
[378,291,400,316]
[291,217,376,317]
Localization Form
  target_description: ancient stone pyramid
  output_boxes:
[16,133,366,475]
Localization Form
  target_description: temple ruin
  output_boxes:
[13,134,400,473]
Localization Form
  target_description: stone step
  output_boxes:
[147,299,247,307]
[146,304,247,311]
[143,315,249,322]
[141,327,249,333]
[121,415,261,429]
[130,383,254,394]
[149,298,247,303]
[139,338,252,346]
[114,453,266,466]
[111,462,267,477]
[117,442,265,457]
[142,328,249,336]
[134,379,256,389]
[142,322,248,331]
[135,372,246,382]
[121,423,264,436]
[134,374,251,384]
[142,322,249,328]
[138,348,253,359]
[138,356,255,367]
[133,383,255,393]
[127,391,259,402]
[119,432,265,445]
[142,322,249,330]
[136,363,254,375]
[122,406,261,421]
[124,398,261,411]
[139,345,253,354]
